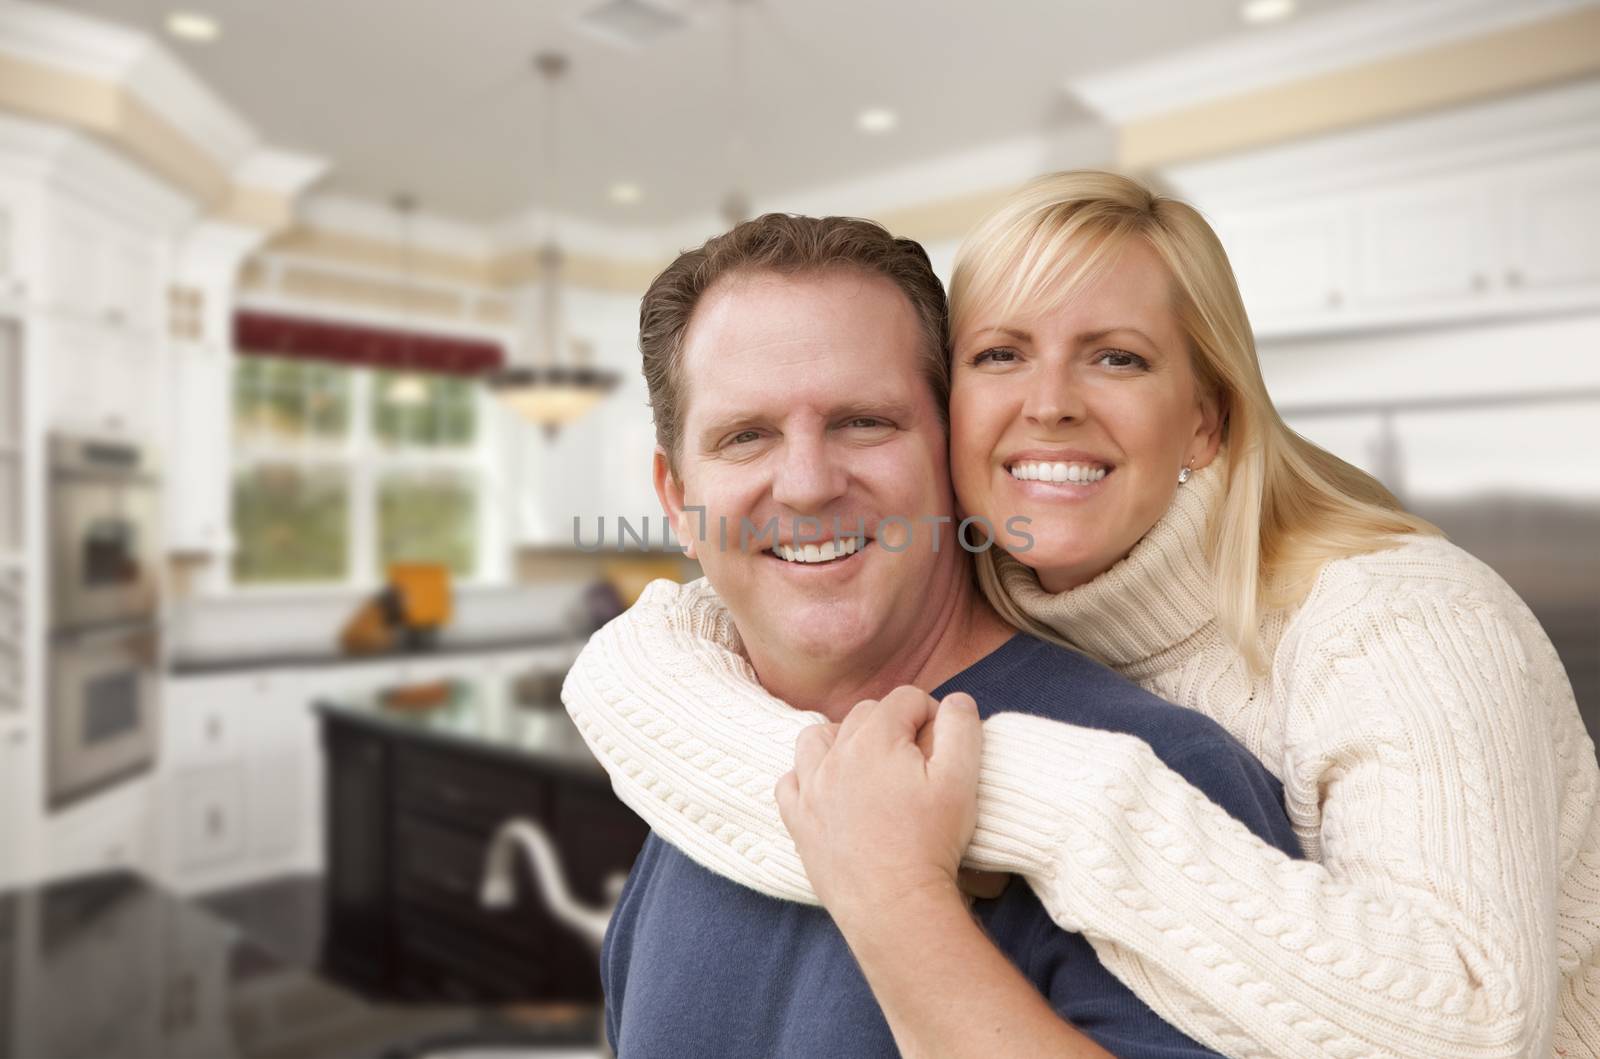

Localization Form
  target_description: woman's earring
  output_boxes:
[1178,462,1193,485]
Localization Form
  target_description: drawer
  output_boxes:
[393,814,542,940]
[393,745,543,835]
[176,768,245,868]
[396,914,550,1003]
[174,697,243,768]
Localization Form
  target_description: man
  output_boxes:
[598,214,1299,1057]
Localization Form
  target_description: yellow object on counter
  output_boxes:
[388,563,453,628]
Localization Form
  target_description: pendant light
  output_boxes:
[488,51,619,437]
[386,192,428,406]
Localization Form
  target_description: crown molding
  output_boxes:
[1160,76,1600,205]
[0,1,260,173]
[231,149,328,198]
[0,112,196,228]
[1068,0,1599,124]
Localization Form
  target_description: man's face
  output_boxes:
[655,269,964,684]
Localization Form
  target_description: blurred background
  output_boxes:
[0,0,1597,1055]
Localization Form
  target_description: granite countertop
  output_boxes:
[314,677,604,779]
[169,630,577,677]
[0,871,601,1059]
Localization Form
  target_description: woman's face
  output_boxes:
[950,239,1223,593]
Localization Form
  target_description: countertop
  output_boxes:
[0,871,601,1059]
[169,630,577,677]
[314,677,604,780]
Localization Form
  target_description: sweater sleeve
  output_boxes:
[563,576,1571,1058]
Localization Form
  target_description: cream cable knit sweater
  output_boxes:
[562,461,1600,1058]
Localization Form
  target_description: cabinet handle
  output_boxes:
[206,807,223,838]
[1470,273,1489,294]
[207,717,222,742]
[1325,290,1343,309]
[1506,268,1524,288]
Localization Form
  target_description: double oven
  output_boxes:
[48,436,162,808]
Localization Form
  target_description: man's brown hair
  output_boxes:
[639,213,949,472]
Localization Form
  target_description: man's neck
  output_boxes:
[751,565,1015,722]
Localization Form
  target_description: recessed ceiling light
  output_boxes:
[609,182,642,205]
[857,107,898,134]
[1240,0,1295,24]
[166,11,221,42]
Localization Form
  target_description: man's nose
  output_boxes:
[770,433,847,513]
[1024,358,1085,428]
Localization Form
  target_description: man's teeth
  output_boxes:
[1009,461,1109,484]
[772,537,864,563]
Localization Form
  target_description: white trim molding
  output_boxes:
[1067,0,1600,124]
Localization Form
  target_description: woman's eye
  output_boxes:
[1096,349,1147,369]
[971,347,1018,365]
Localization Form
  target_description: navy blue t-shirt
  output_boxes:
[601,633,1302,1057]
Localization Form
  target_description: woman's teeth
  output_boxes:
[772,537,865,564]
[1009,461,1109,484]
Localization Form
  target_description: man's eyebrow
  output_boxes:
[695,400,917,445]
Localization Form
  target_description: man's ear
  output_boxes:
[653,447,697,559]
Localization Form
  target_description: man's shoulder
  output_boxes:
[942,633,1236,759]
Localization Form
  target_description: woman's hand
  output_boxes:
[774,685,983,933]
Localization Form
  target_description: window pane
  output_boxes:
[372,371,476,449]
[378,471,478,576]
[233,356,350,445]
[232,464,350,583]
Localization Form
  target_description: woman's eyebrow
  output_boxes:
[1079,326,1158,348]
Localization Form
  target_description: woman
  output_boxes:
[564,171,1600,1057]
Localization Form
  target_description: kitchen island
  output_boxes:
[0,870,600,1059]
[316,678,647,1005]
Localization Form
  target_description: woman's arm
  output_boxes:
[564,577,1579,1058]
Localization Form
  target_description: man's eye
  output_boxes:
[971,347,1018,365]
[727,430,761,446]
[845,417,887,429]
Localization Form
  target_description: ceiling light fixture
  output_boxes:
[857,107,898,134]
[609,182,642,205]
[165,11,220,42]
[1240,0,1295,25]
[487,52,620,438]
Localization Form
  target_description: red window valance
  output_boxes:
[234,310,505,377]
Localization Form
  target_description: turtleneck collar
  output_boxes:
[995,454,1225,668]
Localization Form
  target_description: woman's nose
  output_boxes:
[1023,362,1085,428]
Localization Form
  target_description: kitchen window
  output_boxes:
[231,355,497,587]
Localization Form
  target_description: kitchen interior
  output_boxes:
[0,0,1598,1056]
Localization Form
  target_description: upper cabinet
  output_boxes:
[1169,82,1600,341]
[1206,147,1600,338]
[1505,150,1600,295]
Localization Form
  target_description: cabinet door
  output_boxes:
[1213,203,1350,324]
[1504,149,1600,293]
[0,721,30,888]
[320,720,392,989]
[165,345,232,553]
[1351,175,1496,308]
[176,768,246,868]
[0,181,39,304]
[43,199,104,321]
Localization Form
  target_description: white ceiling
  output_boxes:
[43,0,1357,226]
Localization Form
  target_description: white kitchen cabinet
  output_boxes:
[42,197,164,335]
[1212,203,1350,328]
[176,767,246,868]
[161,669,316,891]
[0,720,31,888]
[1351,175,1496,308]
[0,181,39,307]
[40,313,163,443]
[1504,148,1600,294]
[164,343,233,553]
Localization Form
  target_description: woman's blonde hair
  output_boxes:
[957,171,1437,667]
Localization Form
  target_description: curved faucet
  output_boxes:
[480,817,626,952]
